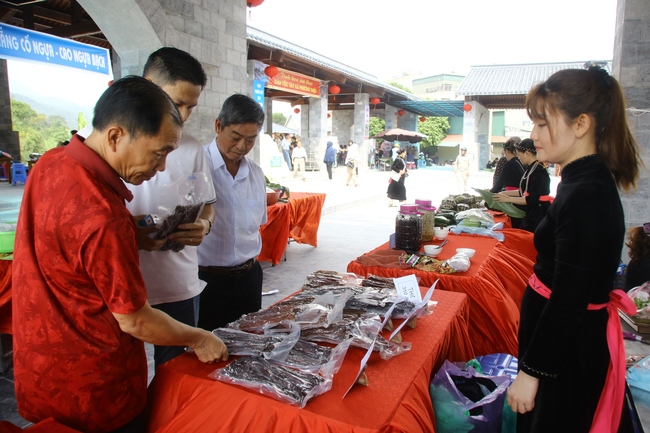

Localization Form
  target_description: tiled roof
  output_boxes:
[456,61,612,96]
[247,26,420,101]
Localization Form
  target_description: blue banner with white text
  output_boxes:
[0,22,111,75]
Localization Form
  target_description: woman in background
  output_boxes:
[386,148,407,207]
[507,65,641,433]
[492,138,550,233]
[624,224,650,292]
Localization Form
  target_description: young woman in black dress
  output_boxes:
[506,66,642,433]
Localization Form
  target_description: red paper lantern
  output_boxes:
[327,113,331,118]
[247,0,264,7]
[370,97,380,105]
[329,84,340,95]
[397,109,405,116]
[463,103,472,112]
[294,108,300,114]
[419,116,426,122]
[264,65,278,78]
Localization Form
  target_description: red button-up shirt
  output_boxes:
[12,135,148,432]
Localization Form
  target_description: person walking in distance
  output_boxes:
[454,146,471,193]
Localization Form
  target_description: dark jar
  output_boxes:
[395,204,422,253]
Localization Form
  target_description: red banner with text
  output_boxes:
[266,68,322,97]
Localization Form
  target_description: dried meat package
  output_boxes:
[209,356,332,408]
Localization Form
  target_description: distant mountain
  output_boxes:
[10,93,93,130]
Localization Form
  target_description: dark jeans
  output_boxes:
[325,162,333,179]
[282,149,292,170]
[198,260,263,331]
[151,295,200,368]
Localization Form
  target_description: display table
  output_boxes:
[259,192,326,265]
[146,290,474,433]
[347,229,536,356]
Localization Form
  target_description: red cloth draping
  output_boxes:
[258,202,291,265]
[258,193,327,265]
[0,260,11,334]
[288,192,326,246]
[347,229,535,356]
[146,290,474,433]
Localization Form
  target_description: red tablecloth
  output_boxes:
[347,228,535,356]
[146,290,474,433]
[258,192,326,265]
[0,259,12,334]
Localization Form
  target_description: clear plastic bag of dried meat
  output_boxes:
[151,171,216,251]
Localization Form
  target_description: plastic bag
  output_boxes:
[627,282,650,319]
[627,355,650,392]
[450,224,506,242]
[447,253,471,273]
[454,209,495,226]
[151,172,216,251]
[430,360,512,433]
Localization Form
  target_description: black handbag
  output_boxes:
[345,161,355,168]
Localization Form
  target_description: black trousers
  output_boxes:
[325,162,333,179]
[152,295,200,368]
[197,260,263,330]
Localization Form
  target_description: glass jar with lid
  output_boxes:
[415,199,436,241]
[395,204,422,253]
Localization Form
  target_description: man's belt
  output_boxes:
[199,258,256,277]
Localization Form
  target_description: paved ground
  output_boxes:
[2,165,649,429]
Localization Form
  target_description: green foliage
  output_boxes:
[418,117,450,149]
[11,99,70,161]
[272,112,287,126]
[77,112,88,130]
[388,81,413,94]
[369,117,385,142]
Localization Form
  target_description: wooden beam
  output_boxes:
[70,0,82,24]
[22,4,32,29]
[41,20,101,38]
[31,5,74,24]
[0,6,17,21]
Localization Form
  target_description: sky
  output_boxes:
[246,0,618,80]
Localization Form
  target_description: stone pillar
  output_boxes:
[331,110,353,144]
[353,93,369,144]
[263,96,273,136]
[0,60,20,161]
[397,111,417,131]
[306,85,328,169]
[384,105,398,129]
[613,0,650,232]
[462,101,489,173]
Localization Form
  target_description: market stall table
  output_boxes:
[146,290,474,433]
[259,192,326,265]
[347,228,536,356]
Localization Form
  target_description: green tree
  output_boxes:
[388,81,413,94]
[11,99,70,161]
[418,117,450,150]
[77,112,88,130]
[369,117,385,142]
[272,112,287,126]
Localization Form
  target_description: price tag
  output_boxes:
[393,274,422,304]
[343,337,376,399]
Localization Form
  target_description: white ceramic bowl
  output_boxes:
[434,228,449,240]
[456,248,476,259]
[424,245,442,256]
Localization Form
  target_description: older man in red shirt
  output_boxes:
[11,76,228,433]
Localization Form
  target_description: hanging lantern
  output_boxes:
[294,108,300,114]
[107,80,114,87]
[370,97,380,106]
[398,109,405,116]
[247,0,264,6]
[463,103,472,112]
[329,84,340,95]
[327,113,331,118]
[264,65,278,78]
[419,116,426,122]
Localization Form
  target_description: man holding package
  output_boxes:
[12,76,228,433]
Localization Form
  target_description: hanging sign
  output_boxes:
[0,22,111,75]
[266,67,322,97]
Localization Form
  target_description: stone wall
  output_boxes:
[613,0,650,248]
[79,0,248,146]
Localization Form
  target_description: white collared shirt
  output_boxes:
[197,138,268,267]
[292,146,307,159]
